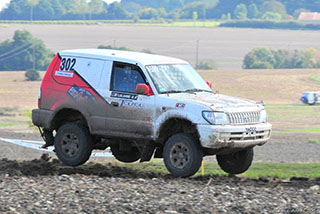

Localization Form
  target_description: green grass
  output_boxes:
[0,122,21,127]
[309,75,320,83]
[278,128,320,133]
[266,104,320,119]
[118,160,320,179]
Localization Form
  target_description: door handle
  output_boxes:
[111,101,119,107]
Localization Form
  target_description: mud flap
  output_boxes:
[140,144,156,162]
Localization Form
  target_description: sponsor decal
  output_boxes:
[120,100,143,108]
[175,103,186,108]
[111,92,138,100]
[55,71,74,78]
[67,84,97,103]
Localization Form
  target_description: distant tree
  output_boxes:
[33,0,55,20]
[261,12,282,20]
[123,2,142,13]
[106,2,130,20]
[181,2,209,19]
[272,49,290,68]
[248,3,259,19]
[69,0,89,19]
[244,47,320,69]
[260,1,288,19]
[139,8,159,19]
[196,60,217,70]
[157,8,168,18]
[234,4,247,20]
[0,30,53,71]
[88,0,106,19]
[243,47,275,69]
[25,69,40,81]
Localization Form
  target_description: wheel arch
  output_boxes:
[51,108,89,131]
[156,117,200,145]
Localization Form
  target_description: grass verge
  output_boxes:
[117,160,320,179]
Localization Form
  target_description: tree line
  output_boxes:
[1,0,319,21]
[243,47,320,69]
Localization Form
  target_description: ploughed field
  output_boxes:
[0,70,320,213]
[1,24,320,69]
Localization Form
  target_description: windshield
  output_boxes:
[146,64,212,94]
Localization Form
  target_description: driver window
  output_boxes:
[111,62,146,93]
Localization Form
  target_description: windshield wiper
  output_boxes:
[161,90,185,94]
[184,88,214,93]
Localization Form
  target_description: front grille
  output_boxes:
[227,112,260,125]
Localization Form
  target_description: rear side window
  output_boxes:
[111,62,146,93]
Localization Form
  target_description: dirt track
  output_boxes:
[0,155,319,214]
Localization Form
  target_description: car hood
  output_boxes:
[167,92,262,112]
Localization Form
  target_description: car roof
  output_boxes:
[59,49,188,66]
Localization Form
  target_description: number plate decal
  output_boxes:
[246,127,257,132]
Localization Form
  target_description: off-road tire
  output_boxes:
[54,123,93,166]
[111,146,141,163]
[163,133,203,177]
[216,148,254,174]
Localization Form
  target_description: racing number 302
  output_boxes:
[60,58,76,71]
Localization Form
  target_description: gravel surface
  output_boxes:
[0,155,319,214]
[0,131,319,213]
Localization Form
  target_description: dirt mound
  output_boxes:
[0,154,319,188]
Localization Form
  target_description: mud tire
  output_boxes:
[54,123,93,166]
[111,146,141,163]
[163,133,203,177]
[216,148,254,174]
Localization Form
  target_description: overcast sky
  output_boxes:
[0,0,121,11]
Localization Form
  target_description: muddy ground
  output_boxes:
[0,131,319,213]
[0,154,319,214]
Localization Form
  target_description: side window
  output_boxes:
[111,62,146,93]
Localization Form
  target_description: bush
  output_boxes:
[243,47,320,69]
[196,60,217,70]
[25,69,40,81]
[98,45,133,51]
[0,30,53,71]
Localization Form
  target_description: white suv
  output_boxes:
[32,49,272,177]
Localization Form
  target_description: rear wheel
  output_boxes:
[216,148,254,174]
[163,133,203,177]
[54,123,93,166]
[111,145,141,163]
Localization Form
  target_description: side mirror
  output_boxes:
[136,83,154,96]
[206,81,212,88]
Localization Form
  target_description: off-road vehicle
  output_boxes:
[32,49,272,177]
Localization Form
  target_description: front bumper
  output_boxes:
[197,123,272,149]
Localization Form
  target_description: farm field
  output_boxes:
[1,24,320,69]
[1,69,320,132]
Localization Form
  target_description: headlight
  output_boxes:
[202,111,229,125]
[259,109,268,123]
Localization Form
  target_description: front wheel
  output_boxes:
[163,133,203,177]
[54,123,93,166]
[216,148,254,174]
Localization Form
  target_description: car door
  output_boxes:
[104,62,155,139]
